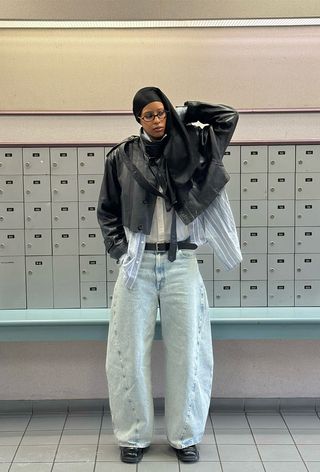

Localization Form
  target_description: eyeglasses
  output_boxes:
[139,110,168,122]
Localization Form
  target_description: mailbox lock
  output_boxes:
[26,216,31,222]
[216,295,221,299]
[27,243,32,248]
[54,216,59,221]
[298,187,302,192]
[297,294,301,299]
[297,214,302,219]
[242,295,247,299]
[0,162,2,167]
[243,241,247,247]
[80,162,85,167]
[0,189,3,194]
[53,189,58,194]
[270,160,275,165]
[82,296,87,300]
[52,162,58,167]
[270,214,275,219]
[243,268,247,273]
[243,160,248,165]
[82,270,87,274]
[80,189,85,194]
[0,216,3,222]
[55,243,59,248]
[270,268,275,273]
[215,268,220,273]
[28,270,33,275]
[270,187,275,192]
[0,243,5,249]
[81,216,86,221]
[297,241,302,245]
[25,162,31,168]
[81,242,86,247]
[297,268,301,272]
[298,160,303,165]
[26,190,31,195]
[243,187,247,192]
[270,241,275,246]
[243,214,248,219]
[109,269,114,274]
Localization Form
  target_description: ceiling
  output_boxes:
[1,0,319,21]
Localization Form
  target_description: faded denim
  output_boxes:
[106,249,213,449]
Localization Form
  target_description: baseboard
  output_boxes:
[1,397,320,414]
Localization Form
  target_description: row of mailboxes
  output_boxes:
[227,173,320,201]
[224,145,320,174]
[229,200,320,227]
[2,145,320,175]
[0,148,112,175]
[2,256,320,309]
[0,229,104,256]
[0,175,103,202]
[2,173,320,203]
[0,202,99,229]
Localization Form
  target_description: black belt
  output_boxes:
[145,242,197,252]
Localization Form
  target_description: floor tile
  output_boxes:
[52,463,95,471]
[197,444,219,461]
[0,445,18,462]
[99,430,117,445]
[305,463,320,472]
[27,415,66,431]
[263,462,307,472]
[0,432,23,446]
[10,464,52,472]
[96,444,121,462]
[283,414,320,429]
[21,430,61,445]
[60,429,99,445]
[101,415,113,431]
[180,462,222,471]
[257,444,302,462]
[215,428,255,445]
[0,416,30,432]
[218,444,260,462]
[139,462,179,471]
[296,444,320,461]
[211,414,249,429]
[291,429,320,444]
[140,444,177,462]
[200,432,216,444]
[13,445,57,463]
[55,444,97,462]
[64,415,102,430]
[252,428,294,445]
[95,463,136,472]
[221,463,264,472]
[247,414,287,429]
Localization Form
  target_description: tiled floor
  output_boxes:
[1,410,320,471]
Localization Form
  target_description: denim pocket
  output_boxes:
[178,249,196,258]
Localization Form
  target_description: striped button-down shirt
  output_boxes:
[121,187,242,289]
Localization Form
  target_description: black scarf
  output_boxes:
[132,86,198,186]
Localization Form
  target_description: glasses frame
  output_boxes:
[139,110,168,122]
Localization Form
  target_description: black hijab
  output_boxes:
[132,86,198,186]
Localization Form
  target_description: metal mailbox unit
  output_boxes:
[0,143,320,309]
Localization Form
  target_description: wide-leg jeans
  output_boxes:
[106,249,213,449]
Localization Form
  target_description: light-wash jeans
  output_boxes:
[106,249,213,449]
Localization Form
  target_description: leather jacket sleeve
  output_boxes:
[97,149,128,260]
[183,101,239,160]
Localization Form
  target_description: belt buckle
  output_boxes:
[155,242,163,252]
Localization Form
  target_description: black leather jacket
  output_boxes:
[97,101,239,260]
